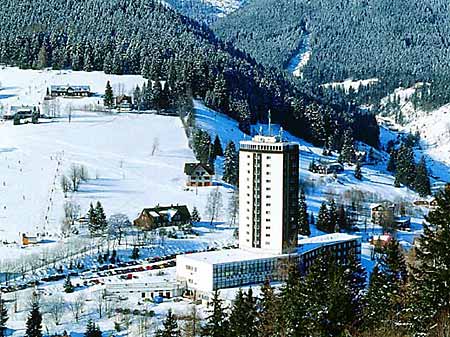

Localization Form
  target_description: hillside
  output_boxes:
[165,0,245,22]
[214,0,450,107]
[0,0,381,151]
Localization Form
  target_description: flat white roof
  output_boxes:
[298,233,361,253]
[178,249,284,265]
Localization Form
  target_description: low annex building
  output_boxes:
[176,233,361,298]
[133,205,191,230]
[184,163,214,187]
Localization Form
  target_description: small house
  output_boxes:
[4,106,37,120]
[184,163,214,187]
[50,85,92,98]
[115,95,133,111]
[310,161,344,175]
[21,233,38,246]
[370,203,394,225]
[370,234,392,247]
[134,205,191,230]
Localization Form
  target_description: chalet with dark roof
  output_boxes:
[133,205,191,230]
[184,163,214,187]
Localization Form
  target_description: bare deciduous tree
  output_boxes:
[206,188,223,228]
[69,293,86,323]
[45,295,65,326]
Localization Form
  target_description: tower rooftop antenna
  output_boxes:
[268,110,272,137]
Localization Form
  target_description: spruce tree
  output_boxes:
[85,320,102,337]
[410,185,450,333]
[298,189,310,236]
[191,207,201,223]
[201,291,228,337]
[414,157,431,197]
[104,81,114,108]
[337,205,350,232]
[88,203,97,234]
[156,310,180,337]
[338,129,356,164]
[387,149,397,172]
[25,300,42,337]
[0,294,8,337]
[212,135,223,158]
[64,275,74,293]
[223,141,238,186]
[95,201,107,233]
[317,202,332,233]
[328,198,338,232]
[354,161,363,180]
[257,280,280,337]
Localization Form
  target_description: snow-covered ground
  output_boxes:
[0,67,435,336]
[0,67,145,112]
[321,78,379,93]
[0,68,233,260]
[286,33,312,77]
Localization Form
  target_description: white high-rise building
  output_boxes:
[239,135,299,255]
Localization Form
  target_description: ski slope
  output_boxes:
[0,68,233,259]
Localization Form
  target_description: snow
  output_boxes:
[298,233,361,254]
[0,68,233,261]
[178,248,279,265]
[287,33,312,77]
[0,67,435,336]
[321,78,379,93]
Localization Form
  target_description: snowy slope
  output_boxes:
[0,68,233,258]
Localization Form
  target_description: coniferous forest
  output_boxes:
[213,0,450,108]
[0,0,379,149]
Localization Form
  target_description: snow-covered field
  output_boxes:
[321,78,380,93]
[0,68,233,260]
[0,67,145,111]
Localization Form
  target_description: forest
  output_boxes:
[214,0,450,109]
[0,0,380,149]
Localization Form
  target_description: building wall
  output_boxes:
[239,137,299,255]
[176,255,213,293]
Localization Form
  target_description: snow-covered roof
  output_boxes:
[298,233,361,254]
[177,249,283,266]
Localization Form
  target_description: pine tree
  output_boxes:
[414,157,431,197]
[317,202,332,233]
[191,207,201,223]
[85,320,102,337]
[409,185,450,333]
[354,161,363,180]
[156,310,180,337]
[95,201,107,233]
[298,189,310,236]
[25,300,42,337]
[395,143,416,188]
[337,204,350,232]
[64,275,74,293]
[0,294,8,337]
[328,198,338,232]
[338,129,356,164]
[104,81,114,108]
[213,135,223,158]
[364,239,407,331]
[201,291,228,337]
[223,141,238,186]
[88,202,97,234]
[257,280,280,337]
[387,149,397,172]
